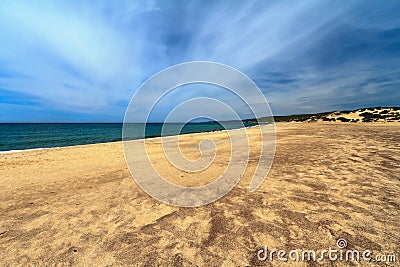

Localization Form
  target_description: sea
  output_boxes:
[0,122,257,152]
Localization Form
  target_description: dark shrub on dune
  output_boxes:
[359,112,382,119]
[322,117,336,122]
[337,117,351,122]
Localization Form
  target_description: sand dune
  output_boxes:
[1,123,399,266]
[322,107,400,123]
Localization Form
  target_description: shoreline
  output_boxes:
[0,123,262,154]
[1,121,398,154]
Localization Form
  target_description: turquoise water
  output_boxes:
[0,122,257,152]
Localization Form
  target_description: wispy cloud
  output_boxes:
[0,0,399,122]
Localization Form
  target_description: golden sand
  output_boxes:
[0,123,399,266]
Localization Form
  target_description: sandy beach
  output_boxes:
[1,122,399,266]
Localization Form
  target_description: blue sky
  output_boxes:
[0,0,399,122]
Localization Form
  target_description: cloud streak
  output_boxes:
[0,0,399,122]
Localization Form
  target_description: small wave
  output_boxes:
[0,147,55,154]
